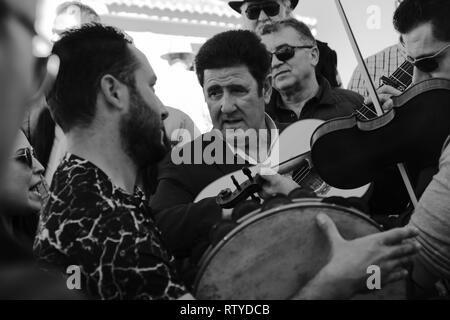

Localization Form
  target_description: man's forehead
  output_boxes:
[204,66,254,85]
[261,26,302,49]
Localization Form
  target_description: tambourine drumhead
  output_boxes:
[194,199,407,300]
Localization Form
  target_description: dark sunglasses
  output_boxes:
[270,44,314,62]
[13,148,35,169]
[406,44,450,73]
[245,2,280,20]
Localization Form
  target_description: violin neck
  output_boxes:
[381,60,414,92]
[356,60,414,120]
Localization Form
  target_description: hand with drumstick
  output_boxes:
[293,214,420,300]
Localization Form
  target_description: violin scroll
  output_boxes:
[216,167,262,209]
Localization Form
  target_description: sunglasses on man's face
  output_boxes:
[245,2,280,20]
[406,43,450,73]
[13,148,35,169]
[270,44,315,62]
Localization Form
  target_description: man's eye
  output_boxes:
[209,91,222,99]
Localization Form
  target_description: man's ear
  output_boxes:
[263,75,273,104]
[99,74,128,111]
[311,46,320,67]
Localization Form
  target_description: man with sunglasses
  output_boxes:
[260,18,363,126]
[228,0,342,88]
[362,0,450,297]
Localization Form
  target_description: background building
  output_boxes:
[36,0,399,132]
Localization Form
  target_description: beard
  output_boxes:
[119,88,169,169]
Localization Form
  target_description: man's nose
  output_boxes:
[272,54,284,70]
[32,157,45,175]
[221,93,237,114]
[158,99,169,121]
[258,10,270,22]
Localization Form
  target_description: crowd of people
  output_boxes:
[0,0,449,300]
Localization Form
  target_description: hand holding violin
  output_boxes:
[258,171,300,199]
[364,84,402,111]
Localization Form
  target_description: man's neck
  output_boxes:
[231,118,271,163]
[66,128,137,194]
[278,76,320,117]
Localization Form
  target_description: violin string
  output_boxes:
[292,167,310,183]
[358,104,378,117]
[292,163,314,183]
[388,74,408,88]
[356,109,370,120]
[391,61,413,78]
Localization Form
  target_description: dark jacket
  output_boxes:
[266,77,364,126]
[150,136,248,258]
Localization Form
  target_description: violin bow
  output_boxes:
[334,0,419,208]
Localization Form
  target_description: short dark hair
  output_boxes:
[261,18,317,47]
[49,24,139,132]
[195,30,271,93]
[56,1,100,23]
[393,0,450,42]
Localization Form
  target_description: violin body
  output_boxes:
[195,119,370,207]
[311,78,450,189]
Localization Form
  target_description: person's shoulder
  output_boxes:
[44,156,115,219]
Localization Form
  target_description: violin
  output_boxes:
[196,119,371,209]
[311,78,450,189]
[310,0,450,193]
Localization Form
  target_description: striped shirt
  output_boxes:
[347,44,407,99]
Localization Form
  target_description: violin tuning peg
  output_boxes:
[231,175,241,191]
[242,167,253,181]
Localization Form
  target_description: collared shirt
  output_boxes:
[34,154,187,300]
[266,77,363,127]
[348,44,407,99]
[224,114,279,165]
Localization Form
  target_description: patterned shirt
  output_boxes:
[34,154,187,300]
[347,44,407,99]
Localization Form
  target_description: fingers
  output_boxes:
[384,256,415,274]
[259,173,299,197]
[379,227,419,246]
[363,85,401,107]
[383,268,409,286]
[378,85,401,96]
[316,213,343,246]
[386,241,421,259]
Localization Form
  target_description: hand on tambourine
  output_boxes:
[311,213,420,299]
[364,84,402,111]
[257,170,300,199]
